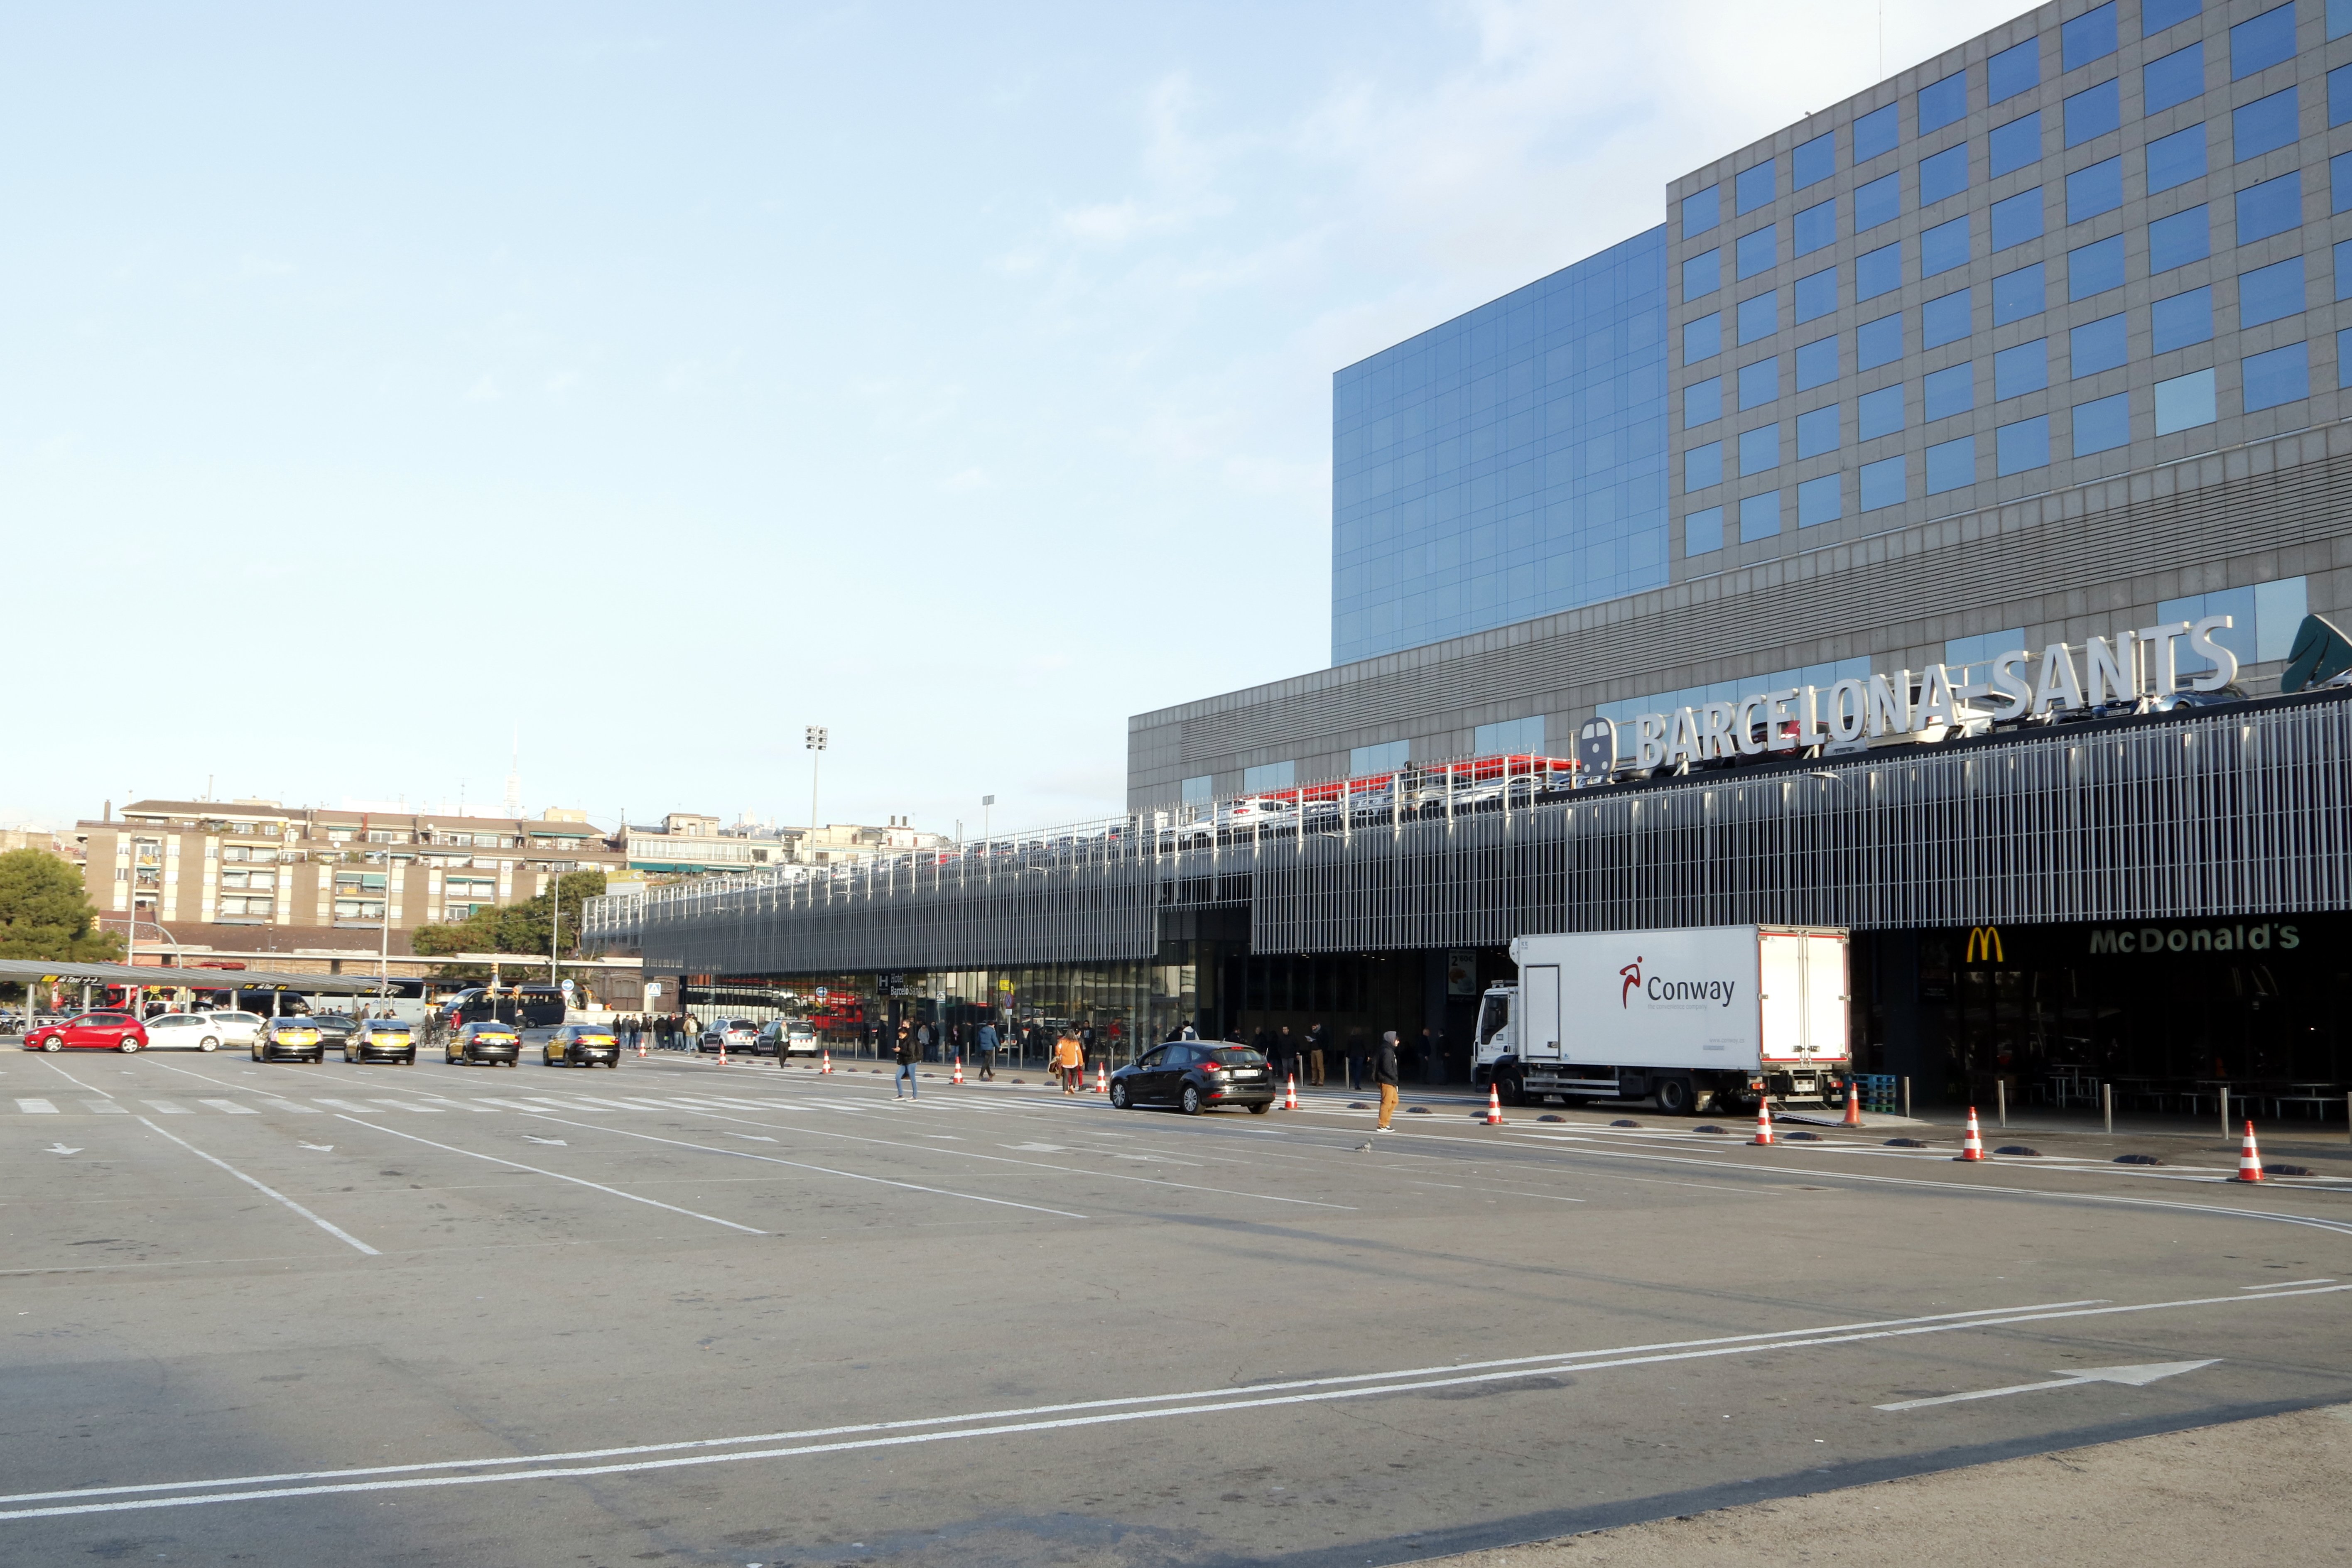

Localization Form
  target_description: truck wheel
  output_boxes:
[1497,1075,1527,1107]
[1655,1077,1694,1115]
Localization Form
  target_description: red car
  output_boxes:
[24,1012,148,1053]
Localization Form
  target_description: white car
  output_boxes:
[141,1012,245,1051]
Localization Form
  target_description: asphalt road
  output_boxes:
[5,1044,2351,1568]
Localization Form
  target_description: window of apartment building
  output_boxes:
[1739,492,1781,541]
[2067,157,2124,223]
[1989,36,2041,104]
[1180,776,1214,807]
[1926,434,1977,493]
[1854,103,1898,163]
[1920,72,1967,134]
[1996,414,2051,474]
[1737,290,1779,343]
[366,829,405,844]
[1736,223,1777,279]
[1241,761,1296,793]
[1920,145,1968,207]
[1797,473,1842,527]
[1738,356,1778,409]
[2335,149,2352,212]
[2333,61,2352,125]
[1991,111,2043,176]
[1855,172,1901,232]
[1473,716,1545,755]
[1683,184,1720,235]
[1795,130,1835,188]
[2073,390,2132,453]
[2146,42,2206,113]
[1991,187,2045,250]
[1994,338,2049,399]
[2070,234,2126,298]
[1685,375,1722,426]
[1994,262,2045,323]
[216,896,275,919]
[1796,403,1840,456]
[1686,440,1724,490]
[1795,334,1839,388]
[1857,242,1902,300]
[2155,366,2219,431]
[1349,740,1410,774]
[1858,313,1904,368]
[334,899,386,921]
[2160,575,2307,668]
[1924,214,1971,276]
[2153,284,2215,351]
[2240,255,2307,326]
[1859,384,1905,439]
[1925,362,1975,419]
[1795,267,1837,322]
[1738,423,1779,475]
[2235,86,2300,161]
[2064,2,2118,68]
[2151,204,2212,270]
[1685,506,1725,555]
[334,870,388,892]
[2231,4,2297,79]
[1924,287,1972,346]
[1684,312,1722,363]
[1684,248,1721,299]
[2145,0,2201,39]
[1794,198,1836,255]
[2243,341,2311,409]
[2072,312,2130,374]
[218,869,276,890]
[1859,454,1907,510]
[2065,79,2121,148]
[2237,171,2301,243]
[1735,158,1776,214]
[2147,123,2208,194]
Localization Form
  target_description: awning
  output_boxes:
[0,959,395,995]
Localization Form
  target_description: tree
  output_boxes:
[412,871,608,980]
[0,850,123,962]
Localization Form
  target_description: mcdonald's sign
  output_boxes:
[1964,926,2005,964]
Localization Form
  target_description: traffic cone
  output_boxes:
[636,1036,646,1059]
[1096,1062,1107,1095]
[952,1055,964,1085]
[2234,1120,2264,1183]
[1484,1084,1503,1125]
[1844,1076,1863,1127]
[1285,1074,1300,1111]
[717,1039,726,1067]
[820,1048,832,1074]
[1751,1098,1774,1145]
[1956,1106,1986,1161]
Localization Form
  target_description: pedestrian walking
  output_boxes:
[975,1021,998,1079]
[1344,1027,1369,1090]
[1306,1022,1328,1087]
[915,1021,932,1062]
[1273,1024,1295,1087]
[1373,1029,1401,1132]
[1054,1029,1084,1094]
[893,1024,918,1099]
[1419,1026,1443,1084]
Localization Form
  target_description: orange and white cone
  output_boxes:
[1752,1099,1774,1145]
[1843,1076,1863,1127]
[636,1036,646,1059]
[820,1047,832,1075]
[952,1055,964,1085]
[1096,1062,1108,1095]
[1285,1074,1300,1111]
[1956,1106,1986,1161]
[716,1039,726,1067]
[1485,1084,1503,1125]
[2234,1120,2264,1182]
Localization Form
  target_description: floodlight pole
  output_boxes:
[805,726,829,860]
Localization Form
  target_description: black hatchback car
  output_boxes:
[445,1021,521,1067]
[541,1023,620,1069]
[1110,1042,1276,1115]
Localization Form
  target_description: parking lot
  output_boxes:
[6,1044,2352,1566]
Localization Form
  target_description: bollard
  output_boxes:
[2102,1081,2113,1136]
[1997,1079,2007,1129]
[2219,1084,2229,1139]
[1901,1076,1911,1120]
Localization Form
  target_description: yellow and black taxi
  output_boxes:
[542,1023,620,1068]
[345,1019,418,1065]
[252,1017,326,1063]
[445,1019,521,1067]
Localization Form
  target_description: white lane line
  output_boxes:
[196,1100,258,1115]
[363,1100,444,1114]
[133,1117,378,1257]
[140,1100,192,1115]
[513,1114,1090,1221]
[10,1284,2342,1523]
[256,1101,319,1115]
[84,1101,129,1115]
[0,1294,2107,1505]
[329,1117,765,1235]
[2244,1277,2336,1289]
[312,1099,380,1114]
[38,1061,112,1097]
[15,1099,57,1114]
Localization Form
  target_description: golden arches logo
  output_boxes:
[1964,926,2004,964]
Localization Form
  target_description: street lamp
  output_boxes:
[805,726,828,863]
[982,794,994,846]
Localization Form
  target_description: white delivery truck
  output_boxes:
[1471,925,1852,1115]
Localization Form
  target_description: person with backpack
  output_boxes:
[893,1023,918,1099]
[1053,1029,1084,1094]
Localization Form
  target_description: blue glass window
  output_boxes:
[2155,365,2216,430]
[1994,262,2046,323]
[2145,42,2206,113]
[1739,424,1779,475]
[2231,5,2297,79]
[2072,313,2129,374]
[1795,335,1839,389]
[2243,340,2311,407]
[1684,185,1721,236]
[2338,237,2352,298]
[1925,363,1975,420]
[2239,255,2307,325]
[1923,287,1973,346]
[1989,37,2041,104]
[1855,172,1902,231]
[1859,384,1905,439]
[1793,199,1836,256]
[2235,86,2301,160]
[1736,224,1778,279]
[1738,355,1780,408]
[2153,284,2215,351]
[1797,474,1842,527]
[1923,215,1971,276]
[1854,103,1898,163]
[2335,149,2352,211]
[1685,441,1723,490]
[2073,391,2131,453]
[1684,249,1722,298]
[1858,313,1904,369]
[1736,159,1777,215]
[2237,171,2302,242]
[1795,267,1838,322]
[2333,61,2352,125]
[1860,454,1907,510]
[1920,145,1969,207]
[1927,435,1977,493]
[2337,0,2352,37]
[2067,158,2124,223]
[1684,311,1722,363]
[1737,290,1780,344]
[2070,233,2126,297]
[1920,72,1968,133]
[2065,78,2121,147]
[1796,404,1840,456]
[1857,242,1903,300]
[2150,204,2212,270]
[1739,492,1781,542]
[2342,325,2352,382]
[2064,3,2119,69]
[1991,112,2043,176]
[1795,131,1836,189]
[2146,123,2208,193]
[1994,337,2050,398]
[1992,188,2046,250]
[1685,507,1724,555]
[1683,376,1722,427]
[1997,414,2052,474]
[2144,0,2201,35]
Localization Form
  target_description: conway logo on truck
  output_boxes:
[1624,958,1738,1009]
[1619,959,1642,1007]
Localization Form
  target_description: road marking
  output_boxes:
[7,1287,2338,1522]
[140,1100,192,1115]
[298,1143,334,1152]
[513,1114,1091,1220]
[83,1101,128,1115]
[196,1100,257,1115]
[256,1100,319,1114]
[1874,1359,2220,1411]
[2244,1277,2334,1289]
[43,1142,81,1155]
[363,1100,444,1113]
[522,1135,567,1145]
[330,1117,766,1235]
[15,1099,56,1114]
[312,1099,379,1114]
[133,1117,378,1257]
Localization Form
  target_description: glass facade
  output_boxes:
[1330,228,1669,664]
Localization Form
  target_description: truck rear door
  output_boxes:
[1757,932,1805,1062]
[1804,933,1850,1064]
[1520,966,1561,1060]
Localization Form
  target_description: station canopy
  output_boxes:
[0,959,395,995]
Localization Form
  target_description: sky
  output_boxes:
[2,0,2028,840]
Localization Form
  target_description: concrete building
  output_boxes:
[621,813,948,876]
